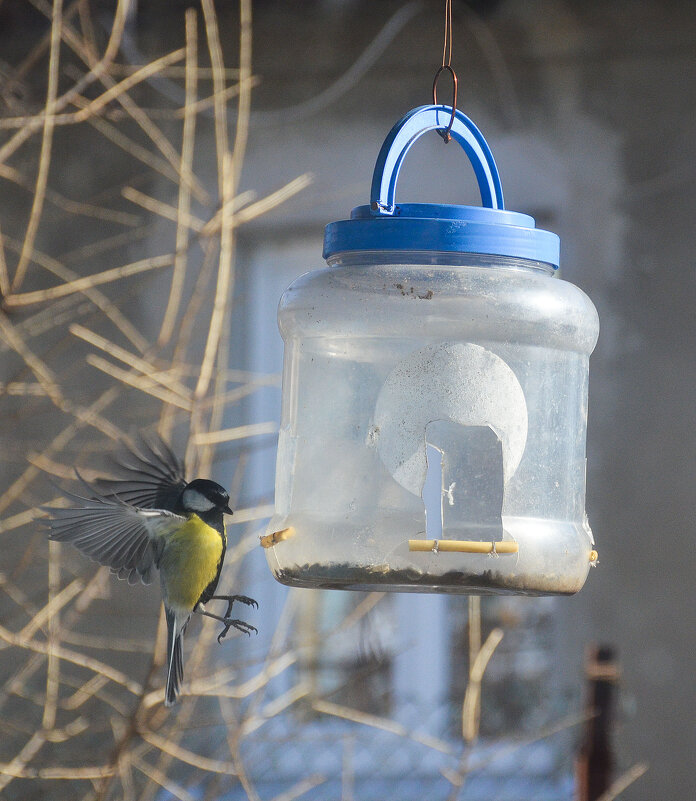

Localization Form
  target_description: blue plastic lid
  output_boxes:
[323,106,560,269]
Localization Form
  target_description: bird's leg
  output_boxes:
[196,607,258,643]
[208,594,258,619]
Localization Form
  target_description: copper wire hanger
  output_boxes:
[432,0,458,142]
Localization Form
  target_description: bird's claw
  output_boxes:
[222,594,258,618]
[217,618,258,644]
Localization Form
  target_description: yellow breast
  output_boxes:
[161,515,224,608]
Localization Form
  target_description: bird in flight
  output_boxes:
[45,437,258,706]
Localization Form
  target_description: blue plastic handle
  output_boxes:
[370,105,505,215]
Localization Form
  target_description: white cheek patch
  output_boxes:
[182,489,215,512]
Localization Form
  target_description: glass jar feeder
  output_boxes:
[262,105,599,596]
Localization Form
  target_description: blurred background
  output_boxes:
[0,1,693,799]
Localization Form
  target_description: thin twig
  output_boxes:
[36,0,209,206]
[159,238,217,440]
[0,624,143,695]
[595,763,649,801]
[34,765,116,780]
[159,8,198,345]
[122,185,258,234]
[241,590,298,727]
[41,541,61,730]
[194,0,252,401]
[121,186,206,232]
[86,355,193,411]
[61,674,110,711]
[108,63,241,79]
[200,173,312,236]
[0,48,186,128]
[226,503,275,524]
[90,82,254,121]
[0,0,132,166]
[240,681,311,736]
[70,324,191,398]
[60,224,155,266]
[200,0,229,198]
[0,387,119,515]
[19,577,85,641]
[198,271,234,476]
[4,253,175,308]
[219,696,263,801]
[194,153,234,400]
[86,113,186,189]
[458,710,590,777]
[3,235,149,352]
[0,381,47,396]
[312,699,454,756]
[166,77,258,119]
[192,421,277,445]
[103,73,210,206]
[230,0,253,194]
[0,508,45,535]
[140,731,238,775]
[465,596,481,742]
[0,0,80,104]
[269,774,327,801]
[12,0,64,291]
[462,627,504,743]
[0,222,11,297]
[0,311,64,405]
[0,162,141,226]
[197,378,275,409]
[59,631,155,655]
[335,592,386,633]
[77,0,99,63]
[0,732,46,793]
[151,650,298,709]
[132,755,197,801]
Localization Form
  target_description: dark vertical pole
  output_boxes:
[576,644,620,801]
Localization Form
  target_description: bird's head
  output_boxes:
[180,479,233,516]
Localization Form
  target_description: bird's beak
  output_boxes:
[223,504,233,516]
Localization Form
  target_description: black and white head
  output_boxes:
[180,479,233,516]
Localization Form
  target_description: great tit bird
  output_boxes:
[44,437,258,706]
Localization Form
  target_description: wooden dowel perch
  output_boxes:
[259,526,295,549]
[408,539,519,554]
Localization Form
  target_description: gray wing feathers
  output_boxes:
[95,436,187,512]
[46,490,182,585]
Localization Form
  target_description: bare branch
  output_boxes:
[4,254,175,308]
[85,354,193,410]
[0,623,143,695]
[192,421,277,445]
[11,0,64,291]
[313,699,454,756]
[0,49,186,129]
[596,763,649,801]
[0,0,133,165]
[140,731,238,775]
[159,9,198,345]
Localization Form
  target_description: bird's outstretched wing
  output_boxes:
[94,436,188,514]
[45,488,183,585]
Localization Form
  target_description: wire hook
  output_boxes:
[432,64,458,143]
[432,0,457,142]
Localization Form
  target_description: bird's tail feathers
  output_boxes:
[165,607,189,707]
